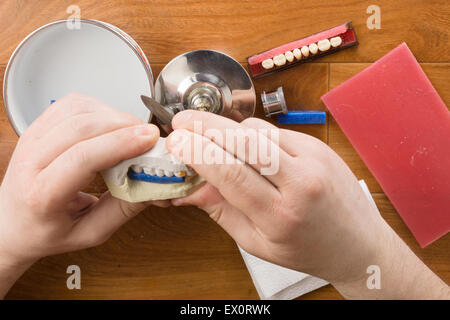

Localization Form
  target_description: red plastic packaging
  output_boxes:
[247,21,358,78]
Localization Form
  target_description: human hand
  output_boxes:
[166,110,449,299]
[0,93,161,277]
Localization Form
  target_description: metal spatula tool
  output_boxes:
[150,49,256,133]
[140,95,183,132]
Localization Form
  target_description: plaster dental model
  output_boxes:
[102,137,204,202]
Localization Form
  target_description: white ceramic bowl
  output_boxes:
[3,19,154,135]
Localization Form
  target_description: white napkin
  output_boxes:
[239,180,379,300]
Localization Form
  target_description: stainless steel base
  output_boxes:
[261,86,288,117]
[154,50,255,130]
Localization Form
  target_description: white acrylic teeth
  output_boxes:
[330,36,342,47]
[132,165,143,173]
[318,39,331,52]
[293,48,302,60]
[309,43,318,54]
[262,58,274,69]
[301,45,310,57]
[273,54,287,66]
[144,167,156,175]
[164,170,174,177]
[134,166,194,178]
[320,39,332,52]
[284,51,294,62]
[264,36,343,70]
[134,166,181,178]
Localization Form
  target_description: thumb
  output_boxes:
[172,183,224,208]
[68,192,151,249]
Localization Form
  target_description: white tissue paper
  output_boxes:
[239,180,379,300]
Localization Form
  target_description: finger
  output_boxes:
[278,129,328,158]
[66,192,99,213]
[172,110,292,185]
[23,93,113,141]
[37,124,159,209]
[167,129,280,227]
[241,117,323,157]
[66,192,99,219]
[67,192,150,249]
[172,182,223,207]
[150,200,171,208]
[241,117,278,130]
[33,110,141,168]
[172,183,264,248]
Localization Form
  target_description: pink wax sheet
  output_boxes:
[322,43,450,247]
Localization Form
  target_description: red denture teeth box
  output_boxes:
[247,21,358,79]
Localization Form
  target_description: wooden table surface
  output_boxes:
[0,0,448,299]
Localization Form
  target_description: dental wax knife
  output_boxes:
[141,95,175,131]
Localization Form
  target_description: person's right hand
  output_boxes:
[166,110,449,299]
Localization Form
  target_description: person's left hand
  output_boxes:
[0,93,163,274]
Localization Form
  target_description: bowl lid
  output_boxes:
[3,19,154,135]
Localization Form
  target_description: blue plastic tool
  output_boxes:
[128,169,185,184]
[276,111,326,124]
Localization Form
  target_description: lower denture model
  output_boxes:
[247,21,358,78]
[102,137,204,202]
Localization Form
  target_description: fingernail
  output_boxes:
[134,124,157,137]
[172,110,193,127]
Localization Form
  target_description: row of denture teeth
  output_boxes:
[131,165,186,177]
[261,36,343,69]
